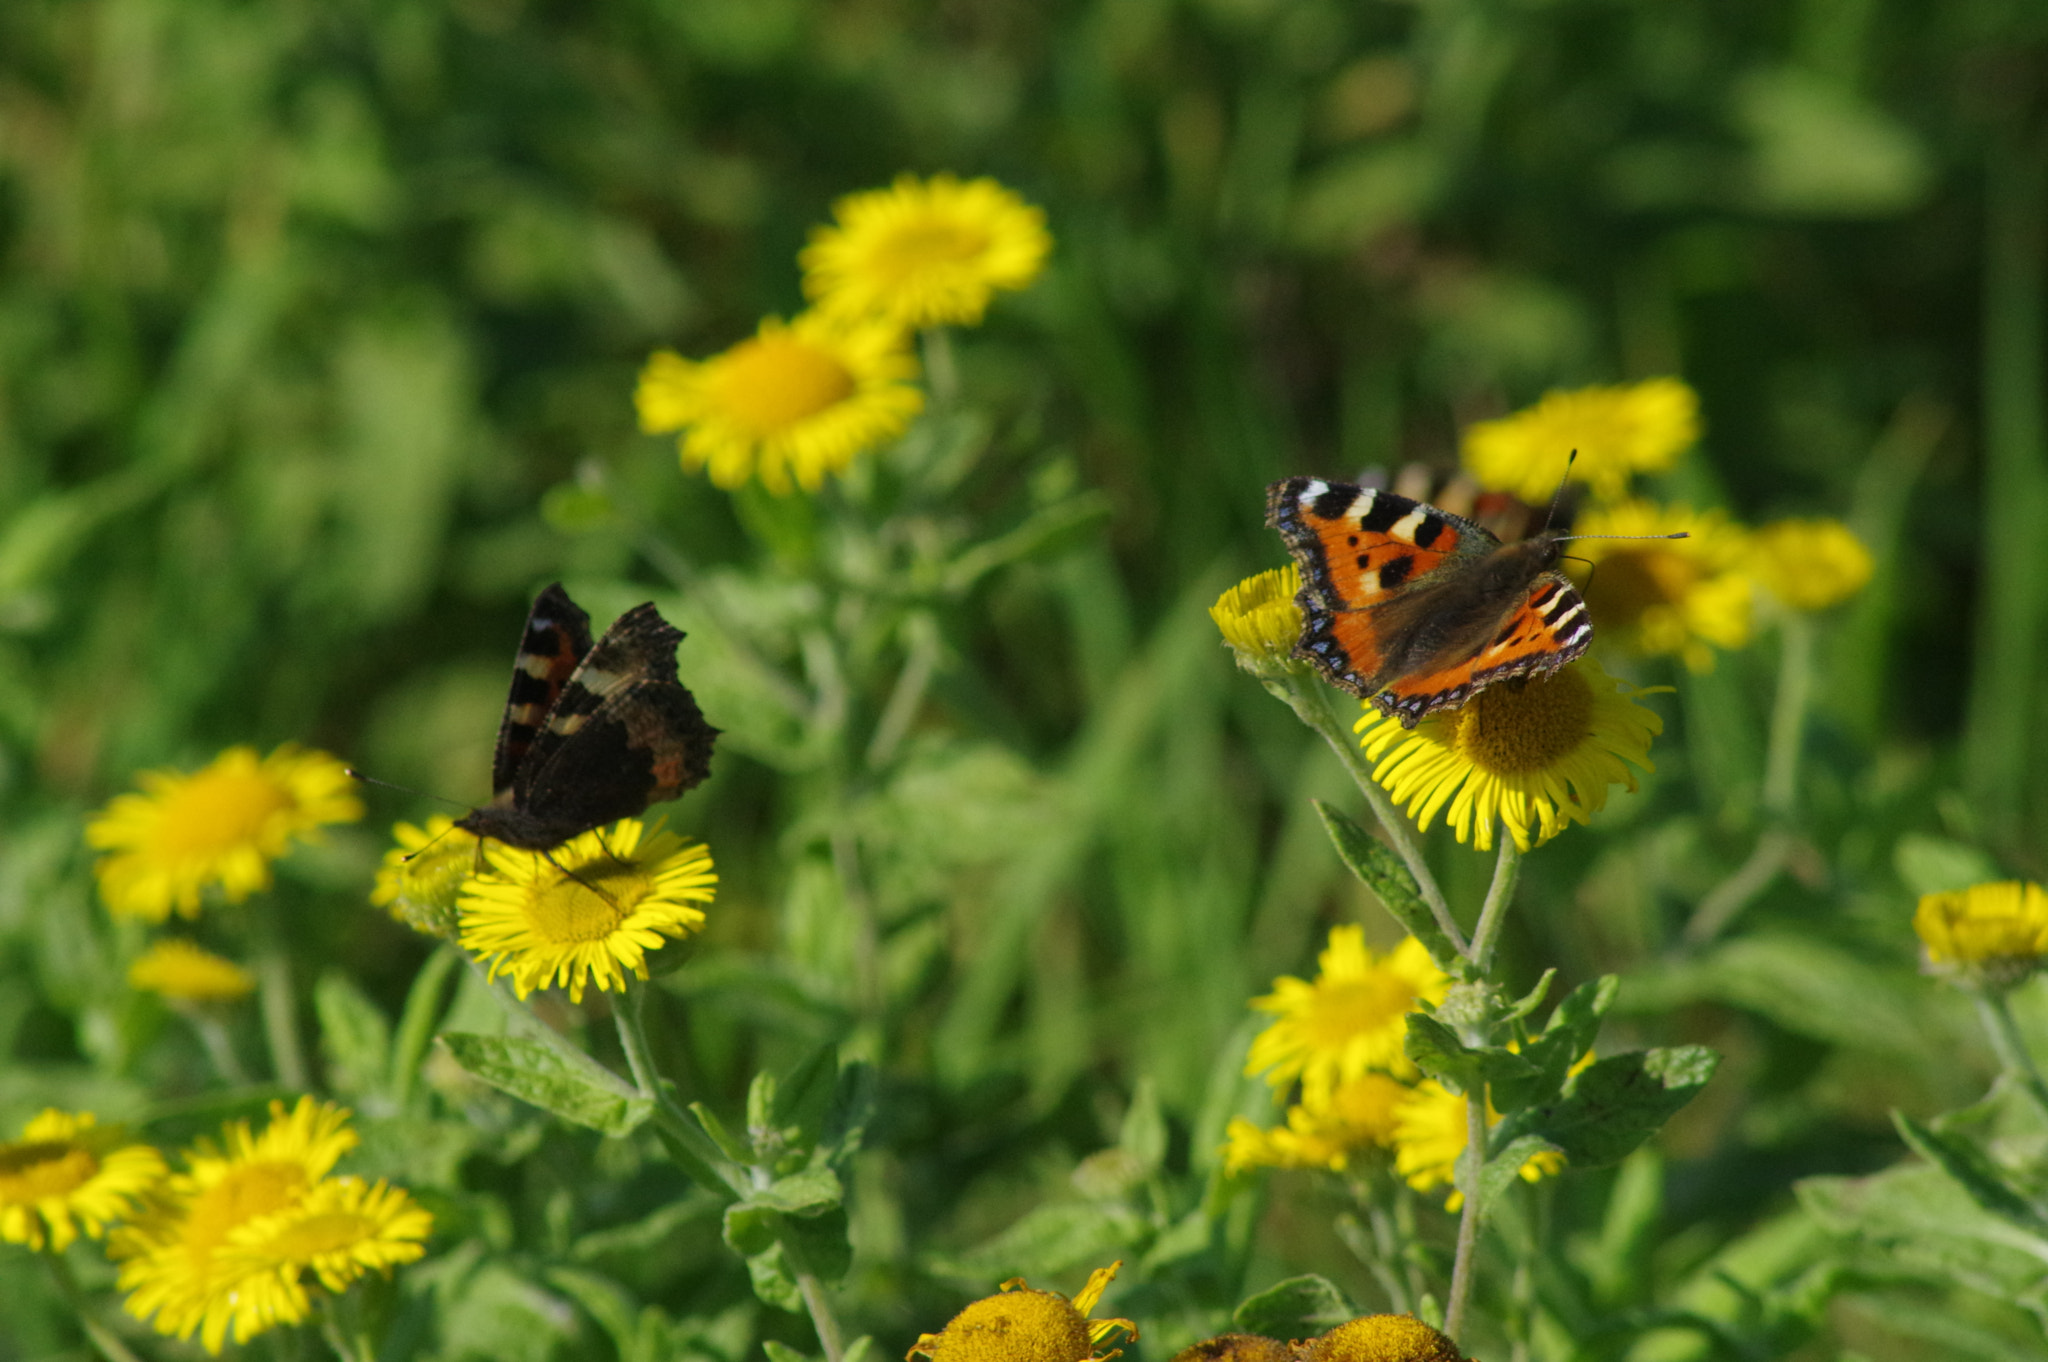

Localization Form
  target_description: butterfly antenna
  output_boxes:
[346,769,477,864]
[1537,451,1578,533]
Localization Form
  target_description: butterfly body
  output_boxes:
[456,584,717,850]
[1265,477,1592,727]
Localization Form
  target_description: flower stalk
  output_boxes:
[1973,988,2048,1123]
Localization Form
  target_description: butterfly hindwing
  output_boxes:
[459,586,718,850]
[1265,476,1594,726]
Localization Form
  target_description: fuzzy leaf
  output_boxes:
[1232,1275,1356,1341]
[1314,801,1461,972]
[438,1032,651,1137]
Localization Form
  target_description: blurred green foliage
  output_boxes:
[9,0,2048,1358]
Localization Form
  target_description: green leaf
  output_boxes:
[762,1343,810,1362]
[1314,801,1460,972]
[929,1201,1145,1285]
[1800,1164,2048,1300]
[818,1060,875,1168]
[740,1236,805,1314]
[1499,975,1618,1113]
[1404,1014,1479,1093]
[1119,1078,1167,1176]
[1894,1111,2048,1235]
[690,1101,754,1163]
[1477,1133,1564,1212]
[774,1046,838,1131]
[1500,969,1557,1025]
[783,1204,853,1282]
[1515,1046,1718,1168]
[738,1168,843,1217]
[438,1033,651,1137]
[1232,1275,1357,1342]
[314,971,392,1101]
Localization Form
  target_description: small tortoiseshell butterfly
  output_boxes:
[1266,477,1593,728]
[456,583,718,850]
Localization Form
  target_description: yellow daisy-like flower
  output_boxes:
[212,1175,433,1333]
[908,1260,1135,1362]
[802,173,1052,330]
[458,817,715,1003]
[1915,881,2048,990]
[1211,566,1305,675]
[86,744,363,923]
[1461,377,1700,505]
[112,1098,360,1353]
[1573,499,1753,672]
[1222,1071,1412,1174]
[636,312,923,495]
[0,1110,165,1252]
[1358,657,1663,853]
[370,815,478,941]
[1246,929,1448,1097]
[1749,517,1874,612]
[128,939,256,1005]
[1303,1315,1467,1362]
[1392,1077,1568,1212]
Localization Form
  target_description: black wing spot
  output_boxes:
[1356,554,1372,571]
[1356,495,1404,534]
[1378,555,1414,591]
[1413,516,1446,549]
[1312,486,1357,521]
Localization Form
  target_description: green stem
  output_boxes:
[1468,834,1522,977]
[921,326,959,408]
[1761,612,1814,817]
[1682,829,1793,949]
[188,1011,250,1086]
[251,902,307,1090]
[1974,989,2048,1122]
[612,978,663,1097]
[1275,675,1464,954]
[1443,1084,1490,1342]
[797,1271,848,1362]
[390,945,461,1108]
[45,1253,147,1362]
[317,1297,376,1362]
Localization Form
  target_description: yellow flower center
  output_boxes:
[876,221,991,278]
[710,334,856,436]
[186,1162,308,1253]
[927,1291,1093,1362]
[525,865,653,944]
[257,1208,374,1260]
[1451,668,1592,776]
[148,768,292,860]
[0,1142,96,1201]
[1307,1314,1465,1362]
[1303,974,1418,1045]
[1587,547,1695,630]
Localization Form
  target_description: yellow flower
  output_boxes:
[1211,566,1305,675]
[0,1110,165,1252]
[87,744,363,922]
[1246,929,1448,1097]
[803,173,1051,329]
[212,1175,432,1331]
[128,939,255,1005]
[636,312,923,495]
[908,1261,1135,1362]
[1222,1072,1412,1174]
[1916,881,2048,990]
[1749,517,1873,612]
[370,815,478,941]
[1393,1077,1569,1212]
[1302,1315,1467,1362]
[458,817,715,1003]
[112,1098,361,1353]
[1573,499,1753,672]
[1357,657,1663,853]
[1461,377,1699,504]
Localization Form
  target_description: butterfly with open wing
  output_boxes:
[1266,477,1595,728]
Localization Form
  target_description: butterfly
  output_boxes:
[1265,476,1592,727]
[455,583,718,850]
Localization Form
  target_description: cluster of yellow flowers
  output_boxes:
[1460,377,1874,672]
[84,742,718,1010]
[635,173,1051,495]
[1220,928,1571,1209]
[0,1100,430,1355]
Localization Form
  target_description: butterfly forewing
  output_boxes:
[490,584,594,796]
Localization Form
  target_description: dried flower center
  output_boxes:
[526,865,651,944]
[1452,669,1593,776]
[929,1292,1092,1362]
[711,334,855,435]
[150,768,291,859]
[0,1142,96,1200]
